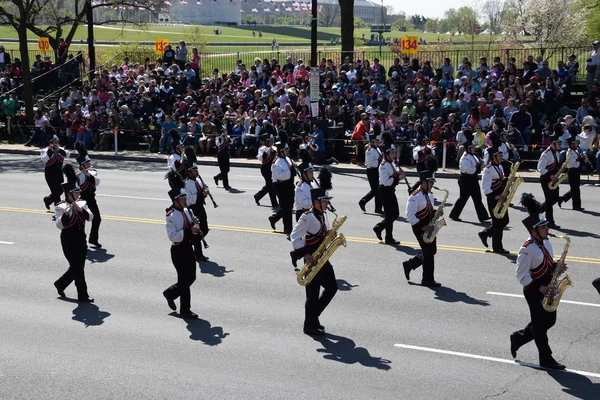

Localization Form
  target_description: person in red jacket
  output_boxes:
[351,113,369,164]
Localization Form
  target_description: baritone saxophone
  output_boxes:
[422,187,449,244]
[493,161,523,219]
[542,233,572,312]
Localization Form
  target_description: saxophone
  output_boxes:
[422,187,449,244]
[548,151,573,190]
[493,161,523,219]
[542,233,572,312]
[297,215,347,286]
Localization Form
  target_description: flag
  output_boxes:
[285,7,291,11]
[164,0,171,5]
[241,9,244,12]
[264,7,270,11]
[251,7,258,11]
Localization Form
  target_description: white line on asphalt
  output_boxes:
[393,343,600,379]
[234,175,263,179]
[96,194,169,202]
[0,241,14,245]
[487,292,600,308]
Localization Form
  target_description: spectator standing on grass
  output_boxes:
[163,45,175,66]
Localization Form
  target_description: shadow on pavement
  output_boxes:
[555,227,600,239]
[547,369,600,400]
[87,247,115,263]
[170,312,229,346]
[199,260,234,277]
[427,286,490,306]
[312,333,392,371]
[60,298,111,327]
[336,279,359,292]
[224,187,245,194]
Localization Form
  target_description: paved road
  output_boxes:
[1,154,599,400]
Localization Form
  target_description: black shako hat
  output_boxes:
[310,187,332,202]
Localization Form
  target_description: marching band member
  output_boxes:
[167,130,186,176]
[478,147,510,254]
[294,162,319,221]
[403,170,441,287]
[358,137,383,214]
[290,187,338,336]
[537,133,562,229]
[373,144,403,245]
[558,137,583,211]
[510,193,566,370]
[53,164,94,303]
[269,142,295,236]
[449,142,490,222]
[41,135,69,210]
[75,143,102,248]
[214,129,231,189]
[413,139,437,172]
[184,158,210,263]
[254,136,278,207]
[163,170,200,319]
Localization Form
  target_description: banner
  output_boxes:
[400,36,418,55]
[155,39,170,55]
[37,37,50,53]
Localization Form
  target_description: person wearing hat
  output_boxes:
[184,157,210,263]
[290,187,338,336]
[254,136,278,207]
[294,162,319,221]
[413,139,437,173]
[269,142,295,235]
[167,130,187,176]
[41,135,70,210]
[75,142,102,248]
[536,132,562,229]
[359,136,383,214]
[213,129,232,189]
[510,193,566,370]
[164,170,200,319]
[478,146,510,254]
[373,144,403,245]
[403,170,441,286]
[449,141,489,223]
[558,136,583,211]
[53,164,94,303]
[586,41,600,92]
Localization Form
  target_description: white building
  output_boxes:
[167,1,241,25]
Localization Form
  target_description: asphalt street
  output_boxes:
[1,153,599,400]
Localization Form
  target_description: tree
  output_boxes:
[319,2,340,27]
[482,0,504,33]
[391,13,415,32]
[456,6,479,35]
[410,14,428,31]
[424,18,440,33]
[338,0,354,60]
[582,0,600,42]
[354,16,366,29]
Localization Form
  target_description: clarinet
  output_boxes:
[197,175,219,208]
[187,208,209,249]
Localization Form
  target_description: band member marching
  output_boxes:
[478,147,510,254]
[373,144,404,245]
[269,142,296,236]
[184,148,210,263]
[167,130,186,176]
[558,137,583,211]
[53,164,94,303]
[75,143,102,248]
[41,135,70,211]
[358,137,383,214]
[403,170,442,287]
[163,170,200,319]
[414,139,437,173]
[214,129,231,189]
[294,162,319,221]
[254,135,278,207]
[449,141,490,222]
[537,133,562,229]
[510,193,566,370]
[290,187,338,336]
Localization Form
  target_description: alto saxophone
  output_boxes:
[548,151,573,190]
[422,187,449,244]
[297,215,347,286]
[493,161,524,219]
[542,233,572,312]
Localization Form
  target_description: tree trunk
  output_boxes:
[87,0,96,75]
[17,23,34,125]
[339,0,354,60]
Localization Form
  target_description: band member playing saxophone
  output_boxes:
[76,142,102,248]
[510,193,566,370]
[41,135,69,211]
[290,187,338,336]
[184,158,210,263]
[537,132,562,229]
[403,170,441,287]
[373,144,404,245]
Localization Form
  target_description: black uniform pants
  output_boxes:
[215,151,230,187]
[405,226,437,282]
[374,186,399,239]
[360,168,381,211]
[86,199,101,244]
[483,195,509,251]
[255,165,278,207]
[511,286,557,364]
[191,202,208,259]
[449,174,489,221]
[304,261,338,328]
[272,181,294,234]
[541,174,559,224]
[561,168,581,209]
[56,237,89,298]
[164,242,197,313]
[44,169,63,205]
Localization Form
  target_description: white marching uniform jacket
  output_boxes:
[290,210,333,250]
[537,148,559,176]
[515,237,554,286]
[166,207,194,245]
[365,146,383,169]
[413,145,436,161]
[566,148,581,169]
[459,153,482,175]
[482,143,509,165]
[41,147,70,165]
[78,169,100,188]
[257,145,276,162]
[481,163,505,195]
[294,180,319,211]
[55,200,93,229]
[379,160,397,186]
[271,156,293,182]
[167,153,182,171]
[406,190,435,226]
[185,177,207,206]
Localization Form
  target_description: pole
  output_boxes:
[114,130,119,156]
[87,0,96,77]
[442,140,447,171]
[310,0,317,68]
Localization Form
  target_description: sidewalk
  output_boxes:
[0,143,594,184]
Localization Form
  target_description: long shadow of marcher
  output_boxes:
[60,298,111,327]
[170,313,229,346]
[579,209,600,218]
[393,244,421,257]
[312,333,392,371]
[336,279,359,292]
[87,247,115,264]
[199,261,234,278]
[427,286,489,306]
[554,227,600,239]
[547,370,600,400]
[224,188,245,194]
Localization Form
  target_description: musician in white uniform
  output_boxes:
[269,142,295,235]
[185,161,209,263]
[254,136,278,207]
[76,143,102,248]
[373,144,403,245]
[537,133,562,229]
[294,162,318,221]
[558,136,583,211]
[167,130,186,175]
[449,141,490,222]
[403,170,441,287]
[290,187,338,336]
[41,135,70,210]
[214,130,231,189]
[510,193,566,370]
[358,137,383,214]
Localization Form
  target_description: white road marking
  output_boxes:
[0,241,15,245]
[393,343,600,379]
[234,175,263,179]
[487,292,600,308]
[96,194,169,202]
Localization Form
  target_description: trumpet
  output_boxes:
[188,208,209,249]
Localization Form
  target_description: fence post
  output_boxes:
[114,130,118,156]
[442,140,447,171]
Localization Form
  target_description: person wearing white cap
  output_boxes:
[294,162,319,221]
[213,129,232,189]
[358,136,383,214]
